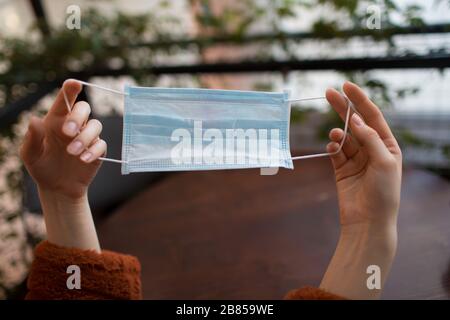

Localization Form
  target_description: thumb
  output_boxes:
[20,116,45,165]
[350,113,391,164]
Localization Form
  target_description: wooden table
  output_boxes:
[98,158,450,299]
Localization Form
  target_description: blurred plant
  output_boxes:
[0,106,46,299]
[0,0,447,298]
[0,0,437,123]
[0,8,181,111]
[0,1,197,299]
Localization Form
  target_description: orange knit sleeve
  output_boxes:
[284,286,346,300]
[26,241,142,300]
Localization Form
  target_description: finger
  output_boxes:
[343,81,395,142]
[327,141,347,170]
[350,113,393,164]
[20,116,45,164]
[67,119,103,156]
[80,139,107,163]
[326,88,350,122]
[329,128,359,159]
[62,101,91,137]
[47,79,82,119]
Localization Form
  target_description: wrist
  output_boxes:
[38,187,100,252]
[320,222,397,299]
[38,187,88,213]
[339,221,397,256]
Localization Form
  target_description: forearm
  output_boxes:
[320,222,397,299]
[26,241,142,299]
[38,188,100,252]
[27,190,143,300]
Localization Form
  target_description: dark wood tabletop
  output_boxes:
[97,158,450,299]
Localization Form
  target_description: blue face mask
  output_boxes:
[63,80,351,175]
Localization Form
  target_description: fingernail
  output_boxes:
[67,140,83,155]
[63,121,78,136]
[352,113,364,127]
[327,142,339,153]
[80,152,92,162]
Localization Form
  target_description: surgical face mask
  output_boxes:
[63,79,352,174]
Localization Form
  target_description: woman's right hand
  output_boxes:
[20,80,106,251]
[20,80,107,200]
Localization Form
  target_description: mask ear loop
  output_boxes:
[288,96,354,160]
[62,79,354,165]
[62,79,129,164]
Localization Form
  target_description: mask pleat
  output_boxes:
[122,86,293,174]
